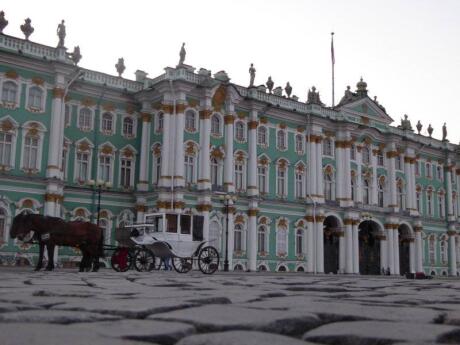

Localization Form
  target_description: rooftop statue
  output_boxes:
[20,18,34,41]
[115,57,125,77]
[399,114,412,131]
[178,42,186,66]
[266,76,274,94]
[442,122,447,141]
[307,86,324,106]
[249,63,256,87]
[70,46,82,65]
[427,123,433,138]
[285,82,292,98]
[416,120,422,135]
[57,20,66,48]
[0,11,8,34]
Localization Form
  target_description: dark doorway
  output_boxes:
[359,220,381,275]
[324,216,340,274]
[398,224,411,276]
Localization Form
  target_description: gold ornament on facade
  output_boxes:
[212,85,227,111]
[237,111,247,119]
[248,121,258,130]
[188,99,199,108]
[52,87,65,99]
[259,116,268,124]
[141,112,151,122]
[161,103,173,113]
[211,148,223,159]
[102,103,115,112]
[101,145,113,155]
[224,114,235,124]
[153,145,161,155]
[135,204,147,212]
[259,216,268,225]
[75,208,86,217]
[82,98,95,107]
[278,218,287,227]
[123,148,134,158]
[324,130,334,138]
[247,209,259,217]
[78,141,90,152]
[361,116,370,125]
[279,123,287,129]
[22,199,34,209]
[5,70,18,79]
[126,104,135,114]
[324,165,333,174]
[278,159,287,169]
[0,119,14,132]
[297,126,305,132]
[31,77,44,85]
[235,214,245,224]
[199,109,212,119]
[176,103,186,113]
[236,152,245,162]
[350,170,356,177]
[297,220,304,228]
[27,128,38,137]
[386,151,398,158]
[378,143,386,150]
[99,210,108,219]
[258,157,268,166]
[185,142,197,155]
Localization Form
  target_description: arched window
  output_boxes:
[184,155,195,184]
[235,121,245,141]
[185,110,196,131]
[257,126,267,145]
[210,157,219,187]
[258,226,267,254]
[211,114,220,136]
[277,130,286,150]
[296,229,304,256]
[28,86,43,109]
[78,108,92,131]
[440,237,448,264]
[123,117,134,136]
[437,166,443,181]
[295,134,304,153]
[234,224,243,252]
[101,113,113,133]
[323,138,333,156]
[415,161,420,176]
[0,130,13,167]
[2,81,17,103]
[395,155,402,170]
[0,208,6,243]
[377,151,384,166]
[363,179,370,205]
[276,226,287,256]
[429,235,435,264]
[64,104,71,127]
[362,146,370,165]
[76,150,90,182]
[378,177,385,207]
[23,135,39,170]
[154,155,161,185]
[453,193,458,218]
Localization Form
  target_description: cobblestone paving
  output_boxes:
[1,268,460,344]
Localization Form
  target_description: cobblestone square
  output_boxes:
[1,268,460,344]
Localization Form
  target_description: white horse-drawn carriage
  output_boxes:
[111,213,219,274]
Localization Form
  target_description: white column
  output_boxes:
[137,111,151,191]
[223,113,235,193]
[352,221,360,274]
[448,228,457,276]
[227,206,235,270]
[356,147,363,204]
[339,232,345,274]
[410,159,418,212]
[414,226,424,273]
[159,103,172,188]
[198,107,212,190]
[47,86,65,178]
[307,138,317,196]
[344,140,352,204]
[316,138,323,201]
[387,227,395,274]
[345,219,353,273]
[371,148,378,205]
[404,156,412,210]
[387,149,397,208]
[380,236,387,273]
[247,110,258,197]
[306,218,315,273]
[316,216,324,273]
[393,227,400,275]
[247,206,258,272]
[174,98,186,188]
[446,165,454,219]
[335,140,344,201]
[202,209,210,242]
[409,240,415,273]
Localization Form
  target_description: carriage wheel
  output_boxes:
[172,257,193,273]
[198,246,220,274]
[111,247,132,272]
[134,248,156,272]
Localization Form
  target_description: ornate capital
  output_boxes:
[247,208,259,217]
[141,112,151,122]
[44,193,64,203]
[197,204,212,212]
[161,103,173,114]
[199,109,212,119]
[343,218,353,225]
[386,151,398,159]
[248,121,258,130]
[448,230,457,236]
[52,87,65,99]
[176,103,186,113]
[224,114,235,125]
[135,204,147,212]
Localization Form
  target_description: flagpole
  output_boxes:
[331,32,335,107]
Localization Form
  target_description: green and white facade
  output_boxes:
[0,27,459,276]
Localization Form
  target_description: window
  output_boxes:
[258,166,267,193]
[153,155,161,185]
[296,229,304,256]
[276,226,287,256]
[210,157,219,187]
[184,155,195,184]
[123,117,134,137]
[363,179,370,205]
[437,166,443,181]
[120,158,133,188]
[415,161,420,176]
[258,226,267,253]
[295,134,304,153]
[377,151,384,166]
[211,114,221,136]
[427,190,433,217]
[2,81,17,103]
[378,178,384,207]
[438,193,445,218]
[78,108,92,131]
[416,188,421,212]
[426,163,432,178]
[23,136,39,170]
[101,113,113,133]
[295,171,304,199]
[235,121,245,141]
[277,130,286,150]
[277,165,287,197]
[323,138,333,156]
[76,152,89,181]
[351,176,357,201]
[429,236,435,264]
[234,224,243,252]
[350,144,356,161]
[257,126,267,145]
[441,238,448,264]
[235,162,244,191]
[185,110,196,131]
[362,147,370,165]
[0,208,6,243]
[156,112,164,132]
[0,132,12,166]
[64,104,71,127]
[395,156,402,170]
[98,155,112,182]
[397,182,405,209]
[28,86,43,110]
[61,148,68,179]
[324,170,334,201]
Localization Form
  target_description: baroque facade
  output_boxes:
[0,17,459,275]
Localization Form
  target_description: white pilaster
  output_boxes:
[414,224,424,273]
[307,138,317,197]
[448,226,457,276]
[446,163,454,220]
[371,148,378,205]
[247,109,258,197]
[387,146,397,208]
[247,202,258,272]
[198,102,212,191]
[174,94,186,188]
[223,110,235,193]
[339,233,345,274]
[393,227,400,275]
[138,106,151,191]
[159,102,172,188]
[316,215,324,273]
[47,82,65,178]
[387,227,395,274]
[306,217,315,273]
[345,219,353,273]
[409,240,415,273]
[316,138,323,202]
[380,236,387,273]
[356,147,363,204]
[352,221,360,274]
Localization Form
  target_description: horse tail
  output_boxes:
[98,226,105,258]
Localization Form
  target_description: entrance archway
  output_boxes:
[323,215,340,274]
[359,220,381,275]
[398,223,412,276]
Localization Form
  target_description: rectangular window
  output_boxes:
[0,132,12,166]
[235,163,244,191]
[258,166,267,193]
[295,173,303,198]
[61,149,68,179]
[23,136,38,169]
[154,156,161,184]
[277,169,286,196]
[120,158,132,188]
[64,105,71,127]
[185,155,194,184]
[99,155,112,182]
[76,152,89,181]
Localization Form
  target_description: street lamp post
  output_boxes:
[87,179,112,226]
[219,194,237,272]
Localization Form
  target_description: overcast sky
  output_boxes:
[3,0,460,142]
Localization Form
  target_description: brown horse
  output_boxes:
[10,214,104,272]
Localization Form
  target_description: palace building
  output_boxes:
[0,14,459,275]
